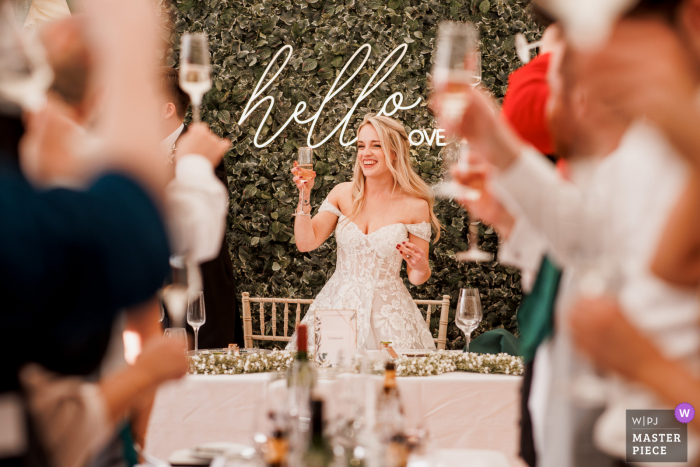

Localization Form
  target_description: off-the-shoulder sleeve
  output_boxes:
[405,222,431,242]
[318,198,342,217]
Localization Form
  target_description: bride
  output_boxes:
[286,114,442,351]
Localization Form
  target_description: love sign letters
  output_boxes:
[238,43,443,148]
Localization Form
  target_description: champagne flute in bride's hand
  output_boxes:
[455,288,483,352]
[179,33,211,123]
[293,147,314,216]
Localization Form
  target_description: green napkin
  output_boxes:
[468,328,521,356]
[516,255,562,363]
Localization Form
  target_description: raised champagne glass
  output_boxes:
[432,22,493,262]
[515,33,542,64]
[0,3,53,111]
[295,147,314,215]
[179,32,211,123]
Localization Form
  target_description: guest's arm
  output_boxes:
[569,297,700,432]
[651,171,700,287]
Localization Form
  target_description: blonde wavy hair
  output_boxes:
[348,113,442,242]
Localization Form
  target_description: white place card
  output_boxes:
[314,309,357,368]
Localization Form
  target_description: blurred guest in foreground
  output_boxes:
[440,1,700,465]
[157,66,244,349]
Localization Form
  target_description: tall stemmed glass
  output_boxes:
[294,147,314,215]
[0,2,53,111]
[515,33,542,64]
[455,288,482,352]
[432,22,493,262]
[187,291,206,355]
[179,33,211,123]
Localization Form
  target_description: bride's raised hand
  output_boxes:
[396,241,429,274]
[291,161,316,192]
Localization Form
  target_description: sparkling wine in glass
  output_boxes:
[179,32,211,123]
[0,3,53,111]
[295,147,314,215]
[187,291,206,355]
[455,288,483,352]
[432,22,482,202]
[432,22,480,128]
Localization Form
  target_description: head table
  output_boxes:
[145,371,522,466]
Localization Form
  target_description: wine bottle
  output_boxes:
[287,325,317,465]
[264,427,289,467]
[302,399,334,467]
[376,362,409,467]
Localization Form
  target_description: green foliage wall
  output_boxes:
[164,0,544,349]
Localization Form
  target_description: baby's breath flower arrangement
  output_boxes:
[188,350,523,377]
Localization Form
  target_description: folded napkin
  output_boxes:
[467,328,521,356]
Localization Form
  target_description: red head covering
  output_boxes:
[501,53,555,156]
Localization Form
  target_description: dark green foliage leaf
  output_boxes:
[166,0,544,349]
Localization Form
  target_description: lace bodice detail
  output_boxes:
[287,198,436,351]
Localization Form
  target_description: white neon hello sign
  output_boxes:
[238,43,436,149]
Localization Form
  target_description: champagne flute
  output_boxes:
[432,22,481,202]
[187,291,206,355]
[455,288,483,352]
[179,32,211,123]
[164,327,188,352]
[0,2,53,111]
[456,221,493,262]
[295,147,314,215]
[515,33,542,64]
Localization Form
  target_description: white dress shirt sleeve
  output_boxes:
[491,147,597,269]
[498,215,548,293]
[165,154,229,264]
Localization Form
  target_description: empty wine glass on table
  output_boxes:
[179,32,212,123]
[187,291,206,355]
[455,288,483,352]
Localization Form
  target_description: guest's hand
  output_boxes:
[569,296,658,383]
[174,123,231,166]
[19,95,85,186]
[134,337,188,385]
[397,241,429,274]
[291,161,316,192]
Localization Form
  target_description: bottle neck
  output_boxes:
[384,369,397,389]
[296,350,308,361]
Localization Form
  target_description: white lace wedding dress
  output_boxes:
[286,199,436,351]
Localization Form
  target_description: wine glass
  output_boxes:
[456,221,493,262]
[187,291,206,355]
[431,22,482,202]
[179,32,211,123]
[455,288,482,352]
[294,147,314,215]
[515,33,542,64]
[0,2,53,111]
[164,327,188,352]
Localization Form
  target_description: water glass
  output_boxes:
[455,288,483,352]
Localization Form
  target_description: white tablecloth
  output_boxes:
[145,372,522,466]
